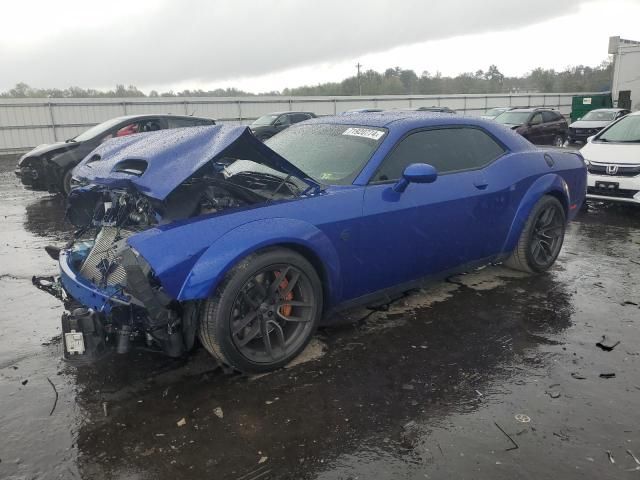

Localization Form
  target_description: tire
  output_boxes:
[198,248,323,373]
[61,168,73,197]
[552,135,565,147]
[505,196,566,273]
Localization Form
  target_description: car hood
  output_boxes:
[569,120,610,129]
[580,141,640,164]
[18,141,80,165]
[72,125,320,200]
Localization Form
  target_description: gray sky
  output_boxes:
[1,0,639,93]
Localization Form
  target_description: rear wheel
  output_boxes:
[198,248,322,373]
[505,196,566,273]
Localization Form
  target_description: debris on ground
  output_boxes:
[599,373,616,379]
[571,372,586,380]
[494,422,518,451]
[596,336,620,352]
[622,301,638,306]
[546,390,561,399]
[21,379,28,386]
[213,407,224,419]
[400,421,420,449]
[177,418,187,427]
[401,384,415,391]
[102,402,108,417]
[606,450,615,464]
[265,397,279,405]
[258,456,268,464]
[46,377,58,416]
[514,414,531,423]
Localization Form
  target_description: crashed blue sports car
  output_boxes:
[37,112,587,372]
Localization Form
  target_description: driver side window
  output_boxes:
[275,115,291,127]
[530,113,543,125]
[372,127,505,183]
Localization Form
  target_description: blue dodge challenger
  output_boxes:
[37,112,587,372]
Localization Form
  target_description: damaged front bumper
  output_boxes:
[35,239,194,364]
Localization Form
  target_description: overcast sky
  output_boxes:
[1,0,639,93]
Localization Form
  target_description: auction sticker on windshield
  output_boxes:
[342,127,385,140]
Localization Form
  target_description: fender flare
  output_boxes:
[176,217,341,307]
[500,173,570,255]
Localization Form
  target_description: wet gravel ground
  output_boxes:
[1,156,639,480]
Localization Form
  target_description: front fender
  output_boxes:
[501,173,569,255]
[176,218,341,306]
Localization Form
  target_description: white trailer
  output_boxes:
[609,36,640,110]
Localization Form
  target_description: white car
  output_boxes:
[581,111,640,205]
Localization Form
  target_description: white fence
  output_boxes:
[0,92,594,154]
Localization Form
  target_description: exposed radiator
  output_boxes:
[79,227,133,287]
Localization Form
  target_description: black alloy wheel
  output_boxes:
[198,248,322,373]
[505,195,566,273]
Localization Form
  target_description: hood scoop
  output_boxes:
[72,125,319,200]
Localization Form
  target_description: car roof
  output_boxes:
[507,108,556,113]
[262,111,315,115]
[587,108,630,113]
[303,110,518,131]
[108,114,214,122]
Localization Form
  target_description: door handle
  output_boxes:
[473,179,489,190]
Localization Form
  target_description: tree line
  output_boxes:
[1,61,612,98]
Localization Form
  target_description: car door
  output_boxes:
[355,126,508,298]
[526,112,545,144]
[273,114,291,134]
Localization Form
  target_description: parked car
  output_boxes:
[481,107,512,120]
[402,106,456,114]
[567,108,631,144]
[15,114,215,196]
[249,111,316,140]
[341,108,384,114]
[37,113,586,373]
[494,108,568,146]
[581,110,640,205]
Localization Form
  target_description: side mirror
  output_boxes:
[393,163,438,193]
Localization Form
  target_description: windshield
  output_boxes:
[73,117,128,142]
[485,108,506,117]
[251,114,279,126]
[582,110,617,121]
[265,124,387,185]
[597,115,640,143]
[494,111,530,124]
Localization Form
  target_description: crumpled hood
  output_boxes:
[72,125,319,200]
[569,120,610,129]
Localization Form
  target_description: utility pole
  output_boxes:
[356,62,362,96]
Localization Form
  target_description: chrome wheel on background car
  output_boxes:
[552,135,565,147]
[198,248,322,373]
[505,196,566,273]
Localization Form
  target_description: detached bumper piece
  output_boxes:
[61,308,108,364]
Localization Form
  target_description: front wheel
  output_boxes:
[61,168,74,197]
[198,248,323,373]
[505,196,566,273]
[552,135,565,147]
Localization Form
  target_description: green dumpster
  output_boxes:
[571,94,613,122]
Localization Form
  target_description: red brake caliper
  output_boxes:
[276,272,294,317]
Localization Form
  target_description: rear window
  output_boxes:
[265,124,387,184]
[167,117,213,128]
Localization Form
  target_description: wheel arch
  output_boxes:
[175,218,341,310]
[500,173,570,256]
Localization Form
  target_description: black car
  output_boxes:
[15,114,215,196]
[249,111,316,140]
[494,108,568,146]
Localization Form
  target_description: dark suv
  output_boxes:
[249,111,316,141]
[494,108,568,146]
[15,114,215,196]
